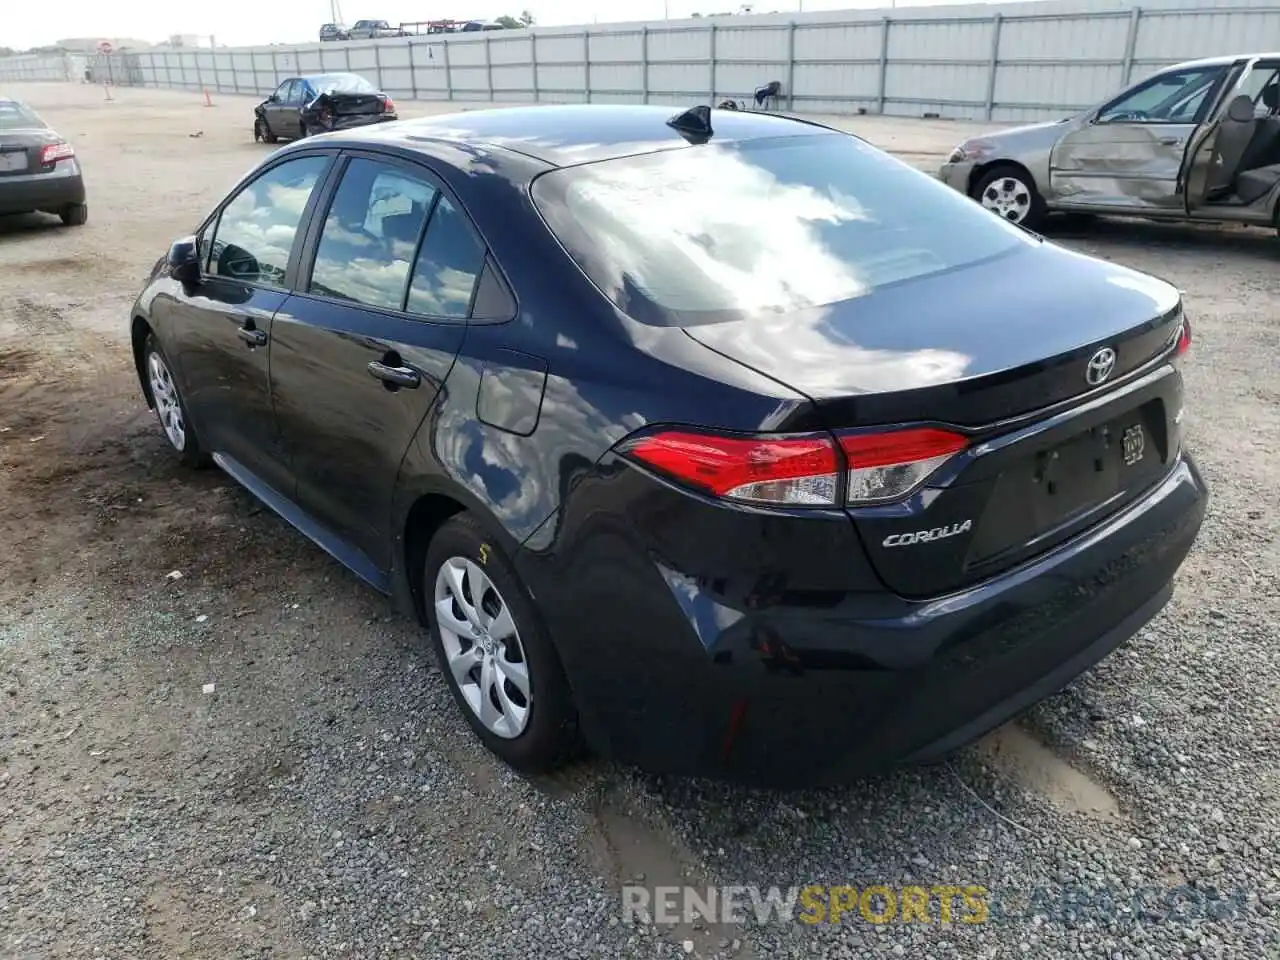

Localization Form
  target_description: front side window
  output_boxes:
[309,158,438,310]
[406,196,486,318]
[206,154,330,287]
[532,132,1030,326]
[1097,67,1225,124]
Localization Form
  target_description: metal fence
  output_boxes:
[7,0,1280,121]
[0,52,87,82]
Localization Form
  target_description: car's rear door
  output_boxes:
[1048,63,1228,212]
[160,151,335,497]
[269,151,483,570]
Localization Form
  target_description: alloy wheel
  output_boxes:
[147,350,186,452]
[434,556,532,739]
[981,175,1033,223]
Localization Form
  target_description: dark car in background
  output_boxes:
[130,105,1206,787]
[0,96,87,226]
[319,23,350,42]
[253,73,397,143]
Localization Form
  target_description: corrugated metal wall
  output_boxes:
[0,52,86,82]
[5,0,1280,121]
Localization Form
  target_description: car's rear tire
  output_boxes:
[424,514,580,775]
[972,164,1046,230]
[143,334,208,469]
[60,203,87,227]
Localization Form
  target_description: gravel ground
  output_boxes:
[0,83,1277,959]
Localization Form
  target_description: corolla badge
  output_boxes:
[1085,347,1117,386]
[883,519,973,548]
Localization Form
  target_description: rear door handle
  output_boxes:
[1158,136,1184,147]
[367,361,420,389]
[237,326,268,347]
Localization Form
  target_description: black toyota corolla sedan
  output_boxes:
[129,104,1207,787]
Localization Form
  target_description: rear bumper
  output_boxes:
[323,114,397,132]
[0,163,85,215]
[519,453,1207,788]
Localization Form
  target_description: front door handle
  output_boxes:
[1158,136,1184,147]
[237,326,268,347]
[367,361,420,389]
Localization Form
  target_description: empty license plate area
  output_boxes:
[0,150,29,174]
[965,398,1168,570]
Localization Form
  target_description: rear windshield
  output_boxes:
[308,73,378,95]
[532,132,1032,326]
[0,100,45,130]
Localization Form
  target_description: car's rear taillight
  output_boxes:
[837,427,968,504]
[620,430,839,506]
[382,96,395,113]
[39,141,74,165]
[618,425,968,508]
[1175,318,1192,357]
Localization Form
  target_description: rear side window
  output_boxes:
[206,154,330,288]
[532,133,1031,326]
[406,196,486,318]
[309,157,438,310]
[0,100,45,130]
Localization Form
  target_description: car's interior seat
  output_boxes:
[1233,84,1280,203]
[380,201,427,263]
[1206,95,1258,197]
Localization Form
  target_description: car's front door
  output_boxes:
[164,152,334,496]
[265,79,294,133]
[1048,64,1229,211]
[269,153,485,569]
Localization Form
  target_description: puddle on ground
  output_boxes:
[975,724,1121,820]
[584,787,756,959]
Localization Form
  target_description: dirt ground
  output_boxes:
[1,83,1278,959]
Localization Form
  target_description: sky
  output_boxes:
[5,0,987,50]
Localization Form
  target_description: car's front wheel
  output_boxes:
[144,334,207,468]
[424,514,579,774]
[254,116,277,144]
[972,164,1046,230]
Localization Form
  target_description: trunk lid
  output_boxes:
[685,241,1186,598]
[0,128,61,178]
[319,92,387,116]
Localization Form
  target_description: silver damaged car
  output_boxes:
[939,53,1280,233]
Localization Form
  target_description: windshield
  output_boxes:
[0,100,45,130]
[532,132,1031,326]
[307,73,378,95]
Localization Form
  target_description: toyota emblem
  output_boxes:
[1085,347,1117,386]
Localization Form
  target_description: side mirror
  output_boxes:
[267,94,280,103]
[167,237,200,285]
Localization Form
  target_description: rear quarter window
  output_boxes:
[531,132,1033,326]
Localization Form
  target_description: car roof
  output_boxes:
[353,104,837,169]
[1165,52,1280,70]
[295,72,364,83]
